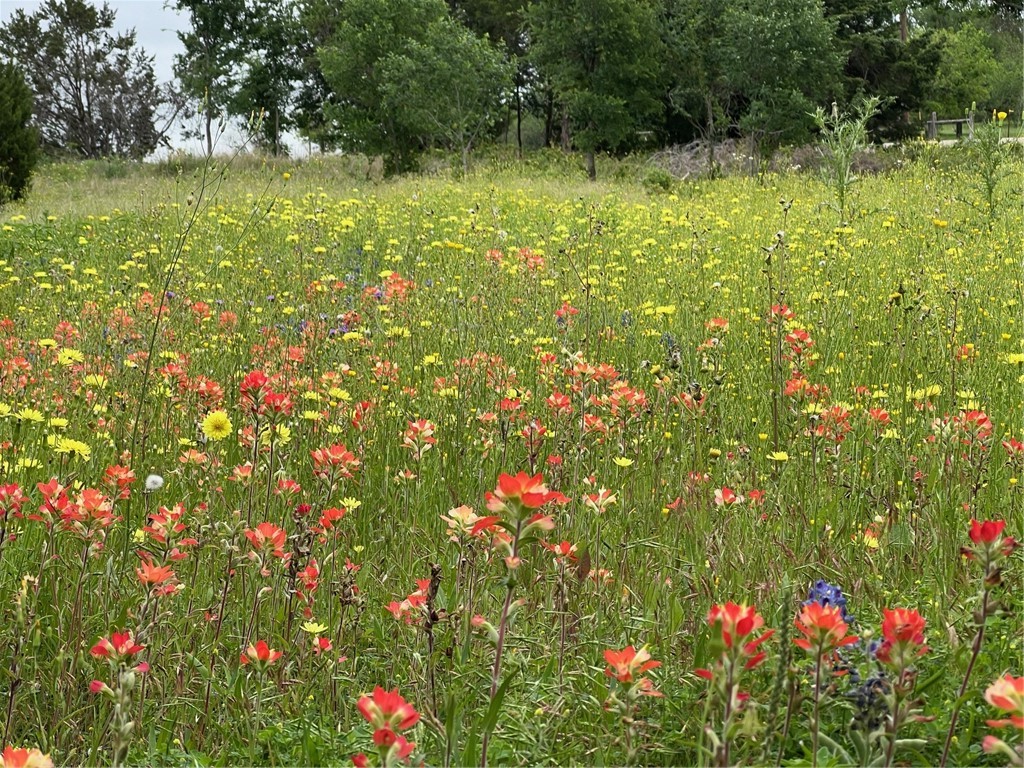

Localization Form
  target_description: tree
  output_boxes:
[666,0,840,171]
[380,18,512,174]
[723,0,841,155]
[928,24,999,115]
[527,0,667,180]
[446,0,532,153]
[171,0,248,156]
[293,0,344,152]
[664,0,735,171]
[824,0,941,139]
[0,0,166,159]
[229,0,303,155]
[319,0,499,172]
[0,62,40,203]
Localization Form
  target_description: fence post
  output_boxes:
[967,111,974,140]
[928,112,937,140]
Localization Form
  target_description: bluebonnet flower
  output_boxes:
[621,310,633,328]
[804,579,854,624]
[847,673,890,733]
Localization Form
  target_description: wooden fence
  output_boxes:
[926,111,974,140]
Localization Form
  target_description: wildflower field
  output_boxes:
[0,152,1021,767]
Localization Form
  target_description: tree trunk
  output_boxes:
[205,109,213,158]
[544,90,554,147]
[462,145,469,177]
[585,150,596,181]
[560,108,571,153]
[516,84,523,159]
[705,94,717,178]
[900,7,911,124]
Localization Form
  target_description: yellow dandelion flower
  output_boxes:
[53,438,91,461]
[328,387,351,402]
[15,407,45,424]
[57,348,85,366]
[202,410,232,441]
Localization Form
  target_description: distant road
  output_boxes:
[880,137,1024,148]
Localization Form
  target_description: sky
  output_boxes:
[0,0,283,156]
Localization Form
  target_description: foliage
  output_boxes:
[724,0,842,154]
[0,62,39,204]
[378,18,512,175]
[928,23,999,116]
[292,0,345,153]
[824,0,942,140]
[317,0,453,172]
[661,0,840,172]
[964,111,1014,220]
[229,0,304,155]
[527,0,667,180]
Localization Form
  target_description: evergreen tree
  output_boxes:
[824,0,941,139]
[0,62,40,203]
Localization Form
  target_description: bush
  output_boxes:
[641,165,675,193]
[0,61,40,204]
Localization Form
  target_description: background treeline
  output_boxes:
[0,0,1021,182]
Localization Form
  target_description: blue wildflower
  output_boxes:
[804,579,854,624]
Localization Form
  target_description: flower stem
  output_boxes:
[811,648,823,768]
[939,586,990,767]
[480,520,521,767]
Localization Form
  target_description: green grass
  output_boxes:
[0,149,1021,766]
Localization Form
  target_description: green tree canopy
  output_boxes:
[229,0,303,155]
[379,18,512,175]
[527,0,668,180]
[928,23,999,115]
[171,0,248,156]
[824,0,941,139]
[318,0,504,172]
[723,0,841,152]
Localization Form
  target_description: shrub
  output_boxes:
[0,61,40,204]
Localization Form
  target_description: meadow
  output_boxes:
[0,147,1021,767]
